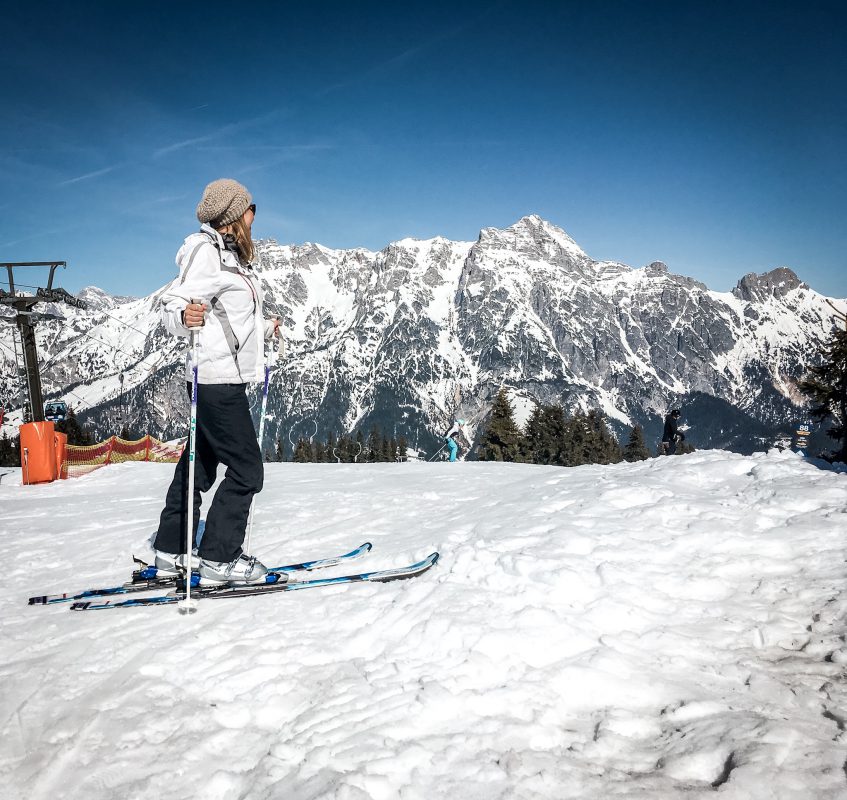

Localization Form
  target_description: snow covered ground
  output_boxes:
[1,450,846,799]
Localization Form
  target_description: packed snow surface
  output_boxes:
[1,450,846,799]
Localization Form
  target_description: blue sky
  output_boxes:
[2,0,845,299]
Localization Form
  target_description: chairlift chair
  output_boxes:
[44,400,67,422]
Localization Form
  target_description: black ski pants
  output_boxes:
[154,382,263,563]
[661,437,679,455]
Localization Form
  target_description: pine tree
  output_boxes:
[542,405,567,465]
[293,437,313,463]
[799,327,847,462]
[559,410,621,466]
[586,410,622,464]
[521,403,566,465]
[477,388,523,461]
[623,425,651,462]
[521,404,545,464]
[561,412,590,466]
[0,430,20,467]
[397,435,408,461]
[366,426,383,463]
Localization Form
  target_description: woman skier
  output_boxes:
[152,178,279,585]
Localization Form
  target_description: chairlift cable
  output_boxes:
[98,310,148,336]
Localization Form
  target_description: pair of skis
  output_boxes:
[28,543,439,611]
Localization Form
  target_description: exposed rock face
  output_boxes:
[733,268,806,302]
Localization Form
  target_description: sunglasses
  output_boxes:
[248,203,257,216]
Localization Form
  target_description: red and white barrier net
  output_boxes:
[63,435,184,478]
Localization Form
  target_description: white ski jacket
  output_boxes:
[161,225,275,384]
[445,422,467,443]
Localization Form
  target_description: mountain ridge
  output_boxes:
[0,216,842,456]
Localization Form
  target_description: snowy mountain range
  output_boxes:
[0,216,842,455]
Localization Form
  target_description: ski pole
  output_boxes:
[178,299,203,615]
[244,333,281,556]
[427,441,447,462]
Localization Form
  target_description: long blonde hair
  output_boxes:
[217,215,254,264]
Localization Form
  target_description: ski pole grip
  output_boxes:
[186,297,205,330]
[277,332,286,362]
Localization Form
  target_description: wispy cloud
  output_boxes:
[152,132,219,159]
[152,110,287,159]
[120,192,190,218]
[0,222,78,248]
[316,37,445,97]
[57,165,119,186]
[205,143,336,174]
[316,1,510,97]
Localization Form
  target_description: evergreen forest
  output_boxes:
[475,388,693,466]
[274,426,408,464]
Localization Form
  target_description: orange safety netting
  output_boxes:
[63,435,184,479]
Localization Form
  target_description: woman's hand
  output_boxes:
[183,302,207,328]
[271,317,281,337]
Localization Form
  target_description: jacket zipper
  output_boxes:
[239,271,258,313]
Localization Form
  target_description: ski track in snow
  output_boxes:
[1,450,846,799]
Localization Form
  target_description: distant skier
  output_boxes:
[444,419,469,462]
[660,409,685,455]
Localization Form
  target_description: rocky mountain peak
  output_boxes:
[474,215,588,269]
[77,285,135,311]
[732,268,806,302]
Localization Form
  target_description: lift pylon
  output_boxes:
[0,262,85,422]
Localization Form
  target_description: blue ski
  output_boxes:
[28,542,373,606]
[69,552,439,611]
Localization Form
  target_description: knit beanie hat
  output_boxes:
[196,178,252,227]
